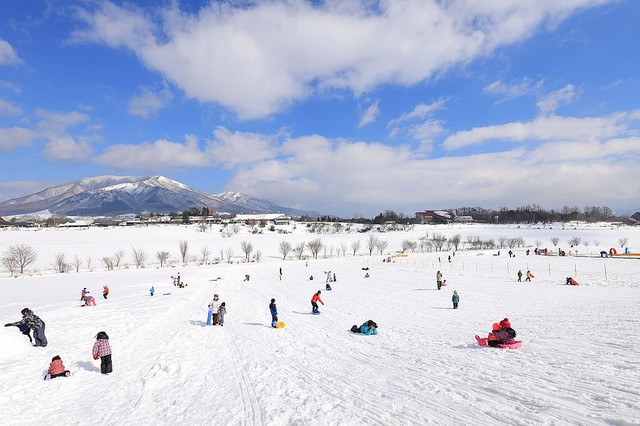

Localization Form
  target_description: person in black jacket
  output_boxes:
[5,308,47,347]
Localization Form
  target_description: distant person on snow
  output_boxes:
[311,291,324,313]
[209,294,221,325]
[81,288,89,301]
[4,308,47,347]
[351,320,378,335]
[525,270,534,282]
[82,294,97,306]
[436,271,443,290]
[44,355,71,380]
[269,299,278,328]
[102,285,109,299]
[452,291,459,309]
[325,282,332,291]
[150,286,155,296]
[517,270,523,282]
[92,331,112,375]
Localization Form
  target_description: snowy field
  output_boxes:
[1,223,639,425]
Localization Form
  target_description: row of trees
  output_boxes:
[1,233,632,276]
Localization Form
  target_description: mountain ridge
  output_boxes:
[0,176,317,217]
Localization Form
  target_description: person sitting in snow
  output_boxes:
[351,320,378,335]
[44,355,70,380]
[82,294,97,306]
[325,282,332,291]
[4,308,47,347]
[486,323,503,347]
[491,318,516,345]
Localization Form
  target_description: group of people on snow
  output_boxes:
[207,293,226,326]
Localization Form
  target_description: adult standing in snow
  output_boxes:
[436,271,443,290]
[311,291,324,314]
[517,270,523,282]
[103,285,109,299]
[210,294,221,325]
[269,299,278,328]
[4,308,48,347]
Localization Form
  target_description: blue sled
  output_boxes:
[206,309,212,325]
[312,311,321,315]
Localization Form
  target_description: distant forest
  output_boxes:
[317,205,640,225]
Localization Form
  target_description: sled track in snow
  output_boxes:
[228,338,265,426]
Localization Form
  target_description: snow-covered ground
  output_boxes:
[1,223,639,425]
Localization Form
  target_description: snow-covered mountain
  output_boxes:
[0,176,314,217]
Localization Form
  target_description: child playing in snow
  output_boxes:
[44,355,70,380]
[150,286,155,296]
[218,302,226,326]
[92,331,112,375]
[491,318,516,346]
[351,320,378,335]
[83,294,97,306]
[452,290,459,309]
[311,291,324,313]
[269,299,278,328]
[103,285,109,299]
[81,288,89,301]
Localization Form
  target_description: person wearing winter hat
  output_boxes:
[486,323,502,347]
[493,319,517,345]
[311,290,324,314]
[451,291,460,309]
[44,355,71,380]
[92,331,112,374]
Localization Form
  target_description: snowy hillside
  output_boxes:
[0,224,639,425]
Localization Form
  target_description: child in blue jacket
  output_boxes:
[351,320,378,335]
[269,298,278,328]
[452,290,459,309]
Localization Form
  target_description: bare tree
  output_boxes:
[568,236,582,247]
[534,240,542,248]
[339,242,348,257]
[225,247,234,263]
[328,245,335,258]
[450,234,462,251]
[376,240,389,255]
[401,240,414,254]
[506,238,518,249]
[307,238,323,259]
[366,234,378,255]
[157,251,171,267]
[101,256,115,271]
[550,237,560,246]
[52,252,71,273]
[431,233,447,251]
[253,250,262,262]
[2,244,38,274]
[292,242,306,260]
[240,240,254,262]
[132,247,148,268]
[200,246,211,264]
[498,236,507,249]
[86,257,92,271]
[179,240,189,265]
[113,249,125,268]
[71,254,83,273]
[351,240,361,256]
[619,237,629,248]
[279,241,292,260]
[1,254,17,276]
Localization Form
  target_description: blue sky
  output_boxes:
[0,0,639,217]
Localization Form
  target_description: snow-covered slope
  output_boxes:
[0,224,639,424]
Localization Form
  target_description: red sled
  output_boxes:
[475,335,522,349]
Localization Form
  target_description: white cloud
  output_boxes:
[72,1,613,119]
[96,135,208,171]
[207,127,280,167]
[536,84,580,115]
[387,100,447,128]
[443,113,630,150]
[0,97,22,116]
[35,110,94,162]
[408,119,445,152]
[0,127,37,151]
[358,101,379,128]
[128,86,174,118]
[0,39,20,65]
[483,78,543,102]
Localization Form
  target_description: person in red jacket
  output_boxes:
[311,290,324,314]
[44,355,70,380]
